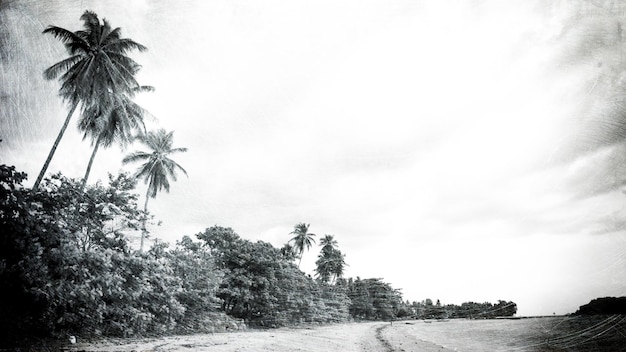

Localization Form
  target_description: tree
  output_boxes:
[289,223,316,267]
[280,243,298,261]
[346,278,401,320]
[33,11,146,192]
[122,129,188,251]
[80,86,154,185]
[315,248,346,284]
[196,226,351,326]
[315,235,346,284]
[0,167,186,341]
[319,234,338,254]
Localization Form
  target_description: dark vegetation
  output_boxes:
[407,299,517,320]
[0,164,404,345]
[574,297,626,315]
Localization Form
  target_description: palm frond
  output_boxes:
[169,147,188,154]
[122,151,151,164]
[102,27,122,46]
[134,85,155,93]
[42,26,89,51]
[100,18,113,45]
[43,55,84,80]
[80,11,101,43]
[104,38,148,54]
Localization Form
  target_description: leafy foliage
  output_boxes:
[345,278,402,321]
[0,167,226,345]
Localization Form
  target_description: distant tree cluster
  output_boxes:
[409,299,517,319]
[575,297,626,315]
[197,226,351,327]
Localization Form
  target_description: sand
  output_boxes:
[65,322,452,352]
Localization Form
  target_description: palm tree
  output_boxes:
[315,248,346,284]
[123,129,188,251]
[33,11,146,192]
[319,234,338,255]
[80,85,154,185]
[289,223,316,268]
[315,235,346,284]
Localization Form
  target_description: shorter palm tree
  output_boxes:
[315,235,347,284]
[320,235,338,255]
[289,223,316,268]
[123,128,188,251]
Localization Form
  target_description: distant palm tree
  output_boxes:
[123,129,188,251]
[289,223,316,268]
[315,235,346,284]
[315,248,346,284]
[80,85,154,185]
[33,11,146,192]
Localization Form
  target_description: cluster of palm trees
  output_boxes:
[35,11,188,251]
[288,223,347,284]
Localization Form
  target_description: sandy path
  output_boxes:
[68,322,449,352]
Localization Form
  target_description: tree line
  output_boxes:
[405,299,517,320]
[0,164,405,344]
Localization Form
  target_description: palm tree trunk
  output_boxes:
[141,189,150,252]
[82,135,102,187]
[32,102,79,192]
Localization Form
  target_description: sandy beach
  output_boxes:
[65,322,451,352]
[39,316,626,351]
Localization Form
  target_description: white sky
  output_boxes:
[2,0,626,316]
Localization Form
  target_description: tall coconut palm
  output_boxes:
[289,223,316,267]
[33,10,146,192]
[80,85,154,185]
[122,129,188,251]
